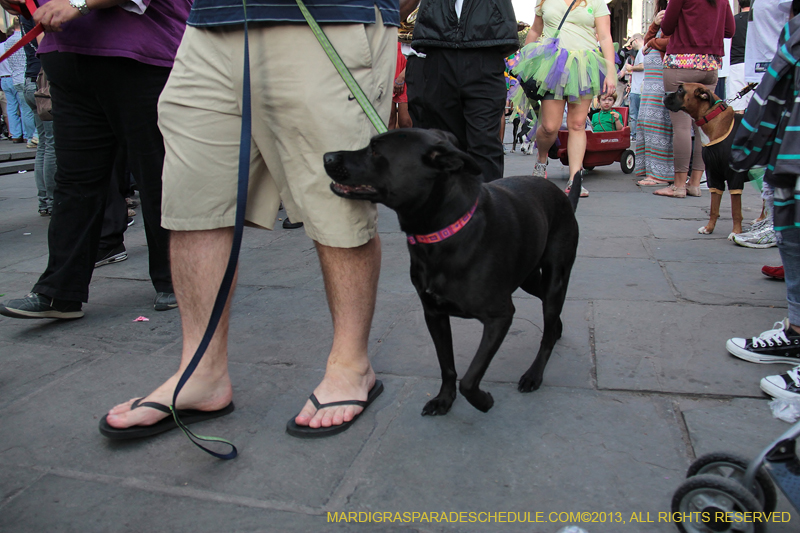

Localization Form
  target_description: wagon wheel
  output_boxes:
[620,149,635,174]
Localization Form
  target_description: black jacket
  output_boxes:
[411,0,519,56]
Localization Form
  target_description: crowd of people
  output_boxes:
[0,0,798,449]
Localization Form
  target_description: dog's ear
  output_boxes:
[428,129,462,149]
[423,144,483,176]
[694,87,711,102]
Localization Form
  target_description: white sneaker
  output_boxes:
[532,161,547,178]
[732,225,777,248]
[761,365,800,399]
[745,217,770,233]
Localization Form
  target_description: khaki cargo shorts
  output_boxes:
[159,13,395,247]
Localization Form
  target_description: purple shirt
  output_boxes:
[37,0,192,68]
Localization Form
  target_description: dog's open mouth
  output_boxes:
[330,182,378,197]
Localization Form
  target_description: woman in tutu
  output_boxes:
[513,0,617,197]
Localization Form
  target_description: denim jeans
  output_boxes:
[14,81,36,140]
[628,93,641,139]
[778,226,800,325]
[23,80,56,210]
[1,77,21,139]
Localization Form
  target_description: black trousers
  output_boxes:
[34,52,173,302]
[99,146,130,251]
[406,48,506,182]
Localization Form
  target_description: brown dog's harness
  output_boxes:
[407,199,479,245]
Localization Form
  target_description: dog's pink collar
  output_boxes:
[406,199,479,245]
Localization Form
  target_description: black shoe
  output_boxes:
[726,318,800,364]
[38,208,50,216]
[283,218,303,229]
[154,292,178,311]
[95,244,127,268]
[0,292,84,319]
[127,217,135,227]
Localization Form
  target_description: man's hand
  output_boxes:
[35,0,83,33]
[0,0,25,15]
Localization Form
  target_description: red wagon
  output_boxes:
[547,106,636,174]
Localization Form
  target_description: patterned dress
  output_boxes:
[634,43,674,181]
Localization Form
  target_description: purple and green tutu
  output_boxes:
[511,36,610,104]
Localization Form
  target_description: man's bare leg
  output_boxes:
[294,235,381,429]
[105,228,235,428]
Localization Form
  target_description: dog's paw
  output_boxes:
[463,390,494,412]
[422,397,454,416]
[518,373,543,393]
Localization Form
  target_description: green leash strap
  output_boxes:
[295,0,388,135]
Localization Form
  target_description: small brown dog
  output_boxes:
[664,83,746,238]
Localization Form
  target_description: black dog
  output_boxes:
[324,129,582,415]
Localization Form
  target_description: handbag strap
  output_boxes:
[556,0,581,32]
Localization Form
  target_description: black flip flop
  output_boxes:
[286,380,384,439]
[99,398,235,440]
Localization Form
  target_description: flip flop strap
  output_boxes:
[309,394,368,410]
[131,398,171,414]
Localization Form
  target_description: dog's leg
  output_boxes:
[421,309,458,416]
[459,315,514,412]
[698,189,723,235]
[730,190,743,236]
[519,264,570,392]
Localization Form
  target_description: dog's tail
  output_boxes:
[567,170,583,212]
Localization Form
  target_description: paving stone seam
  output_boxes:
[670,399,697,461]
[324,379,417,511]
[0,468,46,512]
[26,465,322,515]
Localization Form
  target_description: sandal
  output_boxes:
[637,178,669,187]
[653,185,686,198]
[686,186,702,197]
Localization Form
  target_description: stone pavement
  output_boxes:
[0,133,797,532]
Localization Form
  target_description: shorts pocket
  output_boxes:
[322,22,372,70]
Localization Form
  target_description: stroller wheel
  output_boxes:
[672,474,766,533]
[686,452,777,513]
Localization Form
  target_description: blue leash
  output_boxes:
[166,2,252,461]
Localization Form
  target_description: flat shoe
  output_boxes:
[637,178,669,186]
[286,380,384,439]
[686,186,702,197]
[653,185,686,198]
[99,399,235,440]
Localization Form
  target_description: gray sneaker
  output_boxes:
[532,161,547,178]
[154,292,178,311]
[733,225,777,248]
[0,292,84,319]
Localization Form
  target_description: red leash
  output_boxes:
[0,0,44,64]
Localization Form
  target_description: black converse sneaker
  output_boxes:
[761,365,800,399]
[726,319,800,364]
